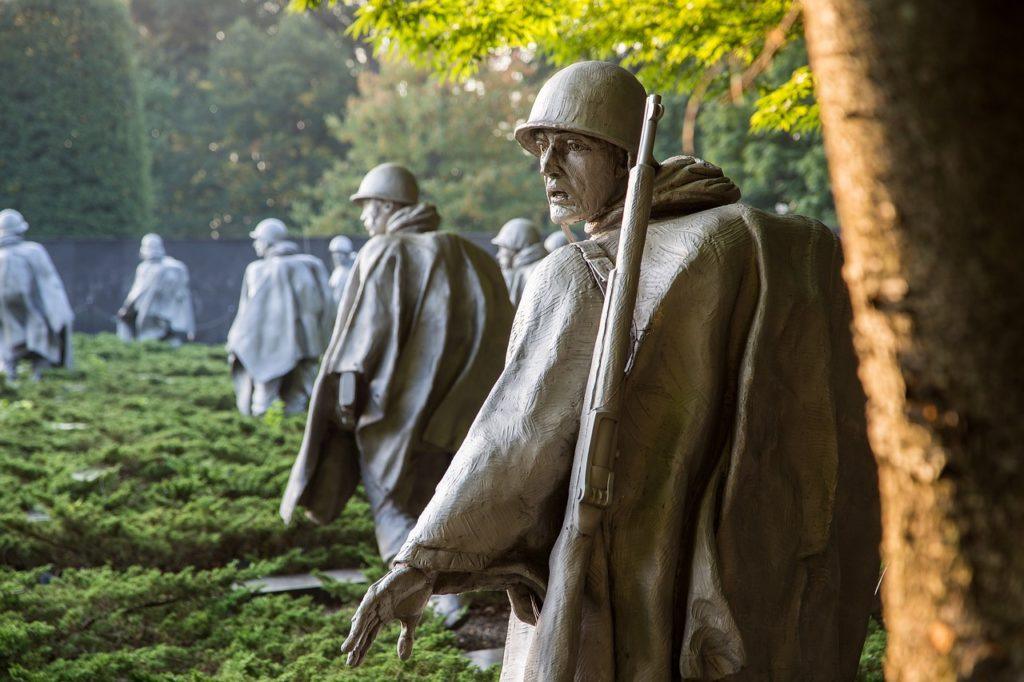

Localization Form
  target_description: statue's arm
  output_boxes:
[393,249,602,585]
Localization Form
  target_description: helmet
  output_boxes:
[544,230,570,252]
[140,233,166,259]
[350,163,419,205]
[0,209,29,237]
[329,235,354,254]
[492,218,541,251]
[249,218,288,243]
[515,61,647,160]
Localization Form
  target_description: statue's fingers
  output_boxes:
[340,606,379,656]
[349,613,381,654]
[345,622,381,667]
[397,616,420,661]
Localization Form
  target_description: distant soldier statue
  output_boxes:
[0,209,73,380]
[117,234,195,346]
[492,218,547,306]
[543,229,571,253]
[227,218,333,416]
[338,62,881,681]
[327,235,356,305]
[280,162,513,582]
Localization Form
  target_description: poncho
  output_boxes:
[226,241,333,384]
[280,203,514,561]
[0,237,73,367]
[504,242,548,306]
[392,158,880,681]
[118,256,195,342]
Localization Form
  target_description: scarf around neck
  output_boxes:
[585,156,741,235]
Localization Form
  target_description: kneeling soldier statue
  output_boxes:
[338,62,881,682]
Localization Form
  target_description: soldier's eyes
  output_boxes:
[566,141,589,152]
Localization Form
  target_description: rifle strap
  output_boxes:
[572,238,644,374]
[571,239,614,296]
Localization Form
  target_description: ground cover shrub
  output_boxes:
[1,335,495,679]
[0,334,880,678]
[0,336,374,572]
[1,565,492,681]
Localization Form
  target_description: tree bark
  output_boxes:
[801,1,1024,679]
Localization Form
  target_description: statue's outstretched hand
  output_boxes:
[341,565,433,666]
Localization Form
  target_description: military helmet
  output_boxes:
[544,230,570,253]
[329,235,354,254]
[515,61,648,160]
[0,208,29,237]
[249,218,288,243]
[349,163,419,205]
[492,218,541,251]
[140,233,166,259]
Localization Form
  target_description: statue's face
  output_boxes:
[331,251,348,268]
[253,238,269,257]
[497,246,515,270]
[359,198,397,237]
[533,130,629,226]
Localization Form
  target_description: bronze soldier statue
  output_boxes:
[227,218,333,416]
[280,163,513,579]
[327,235,356,306]
[338,62,881,681]
[492,217,547,306]
[543,229,571,253]
[0,209,73,380]
[117,234,195,346]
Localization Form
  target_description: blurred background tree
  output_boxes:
[132,0,362,239]
[0,0,151,238]
[0,0,835,238]
[295,55,546,235]
[292,0,814,142]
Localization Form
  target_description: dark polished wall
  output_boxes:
[41,234,497,343]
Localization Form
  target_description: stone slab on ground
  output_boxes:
[242,569,367,594]
[464,647,504,670]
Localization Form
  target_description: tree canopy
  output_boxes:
[291,0,816,134]
[134,1,362,239]
[0,0,151,237]
[297,56,548,236]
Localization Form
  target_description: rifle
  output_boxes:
[537,95,663,680]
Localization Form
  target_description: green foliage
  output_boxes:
[691,47,836,226]
[750,66,819,133]
[0,335,495,679]
[0,565,493,680]
[0,335,375,572]
[1,334,882,677]
[293,0,815,132]
[297,57,547,235]
[0,0,151,237]
[857,617,887,681]
[133,2,361,238]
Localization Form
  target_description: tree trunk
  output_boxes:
[801,1,1024,679]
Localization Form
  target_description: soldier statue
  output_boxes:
[117,234,195,346]
[327,235,356,305]
[492,218,547,306]
[0,209,73,380]
[543,229,571,253]
[226,218,333,416]
[280,162,513,583]
[338,62,881,681]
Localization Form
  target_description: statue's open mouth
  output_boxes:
[548,190,570,203]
